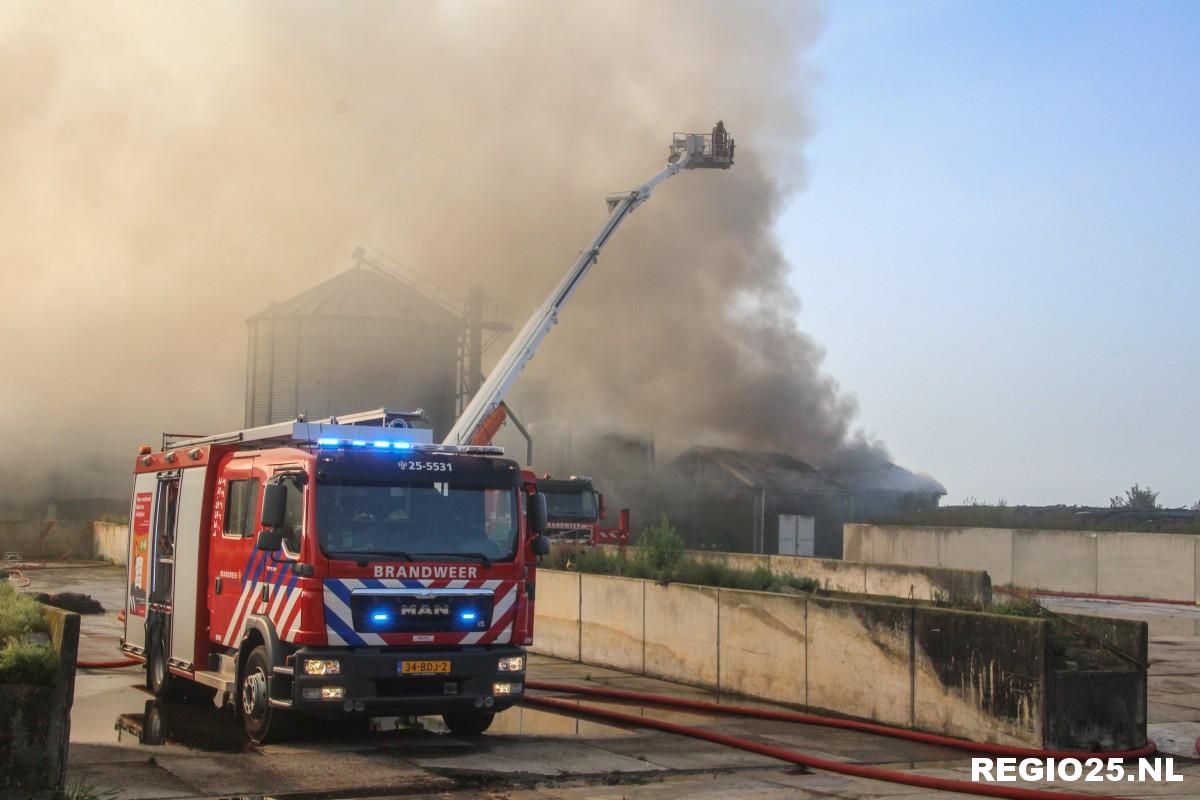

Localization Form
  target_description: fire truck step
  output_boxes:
[193,670,235,694]
[272,665,294,677]
[269,697,294,709]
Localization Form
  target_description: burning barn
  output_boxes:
[657,446,944,558]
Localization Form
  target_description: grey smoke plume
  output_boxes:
[0,0,887,508]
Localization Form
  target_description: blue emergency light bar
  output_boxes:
[315,439,504,456]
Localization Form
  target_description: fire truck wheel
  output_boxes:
[147,629,182,700]
[442,710,495,736]
[240,645,295,744]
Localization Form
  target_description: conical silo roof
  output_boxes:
[247,266,462,327]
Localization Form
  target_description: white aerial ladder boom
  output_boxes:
[443,123,734,447]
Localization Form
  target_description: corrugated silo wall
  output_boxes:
[245,315,458,436]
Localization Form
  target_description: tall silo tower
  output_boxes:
[244,251,465,438]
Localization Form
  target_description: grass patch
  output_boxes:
[0,580,48,641]
[60,781,121,800]
[869,504,1200,533]
[0,579,57,685]
[547,514,818,594]
[989,591,1132,671]
[991,595,1044,618]
[0,641,58,685]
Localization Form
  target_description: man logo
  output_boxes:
[399,603,451,616]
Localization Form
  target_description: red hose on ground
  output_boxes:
[526,694,1138,800]
[77,658,141,669]
[527,680,1155,761]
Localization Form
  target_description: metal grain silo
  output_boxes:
[244,258,463,438]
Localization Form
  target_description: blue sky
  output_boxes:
[777,0,1199,507]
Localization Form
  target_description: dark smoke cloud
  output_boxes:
[0,0,888,510]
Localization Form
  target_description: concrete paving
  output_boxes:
[13,565,1200,799]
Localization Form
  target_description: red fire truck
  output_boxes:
[121,411,551,742]
[121,125,731,743]
[537,476,631,546]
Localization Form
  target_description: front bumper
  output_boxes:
[290,645,525,717]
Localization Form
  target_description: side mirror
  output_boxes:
[256,529,283,551]
[261,482,287,529]
[532,535,551,556]
[529,492,548,536]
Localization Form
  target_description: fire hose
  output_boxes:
[78,610,140,668]
[2,558,139,668]
[77,657,141,668]
[525,681,1155,800]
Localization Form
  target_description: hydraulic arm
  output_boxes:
[443,124,734,446]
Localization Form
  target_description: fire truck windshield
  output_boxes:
[315,480,519,562]
[544,488,597,520]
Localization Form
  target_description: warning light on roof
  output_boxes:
[351,440,367,447]
[392,441,411,450]
[373,441,390,449]
[317,438,339,447]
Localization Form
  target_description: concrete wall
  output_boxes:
[845,524,1199,603]
[533,570,1075,747]
[91,522,128,566]
[579,573,644,674]
[0,605,80,797]
[0,519,93,560]
[567,544,991,606]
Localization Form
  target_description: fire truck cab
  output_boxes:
[122,411,551,743]
[536,476,630,546]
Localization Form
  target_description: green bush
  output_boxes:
[991,595,1044,618]
[634,513,685,576]
[0,640,58,685]
[0,581,48,641]
[0,580,57,685]
[549,515,819,595]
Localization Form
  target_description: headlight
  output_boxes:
[498,655,525,672]
[304,659,341,676]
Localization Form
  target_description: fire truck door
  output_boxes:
[168,468,206,670]
[146,472,181,664]
[124,472,159,654]
[208,474,260,647]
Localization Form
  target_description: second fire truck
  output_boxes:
[537,475,631,545]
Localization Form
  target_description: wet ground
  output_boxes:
[19,564,1200,798]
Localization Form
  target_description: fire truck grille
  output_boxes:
[376,677,460,697]
[349,592,494,634]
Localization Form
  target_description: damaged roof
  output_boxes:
[666,446,945,496]
[669,446,845,493]
[826,461,947,496]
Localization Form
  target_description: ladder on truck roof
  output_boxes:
[159,408,509,455]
